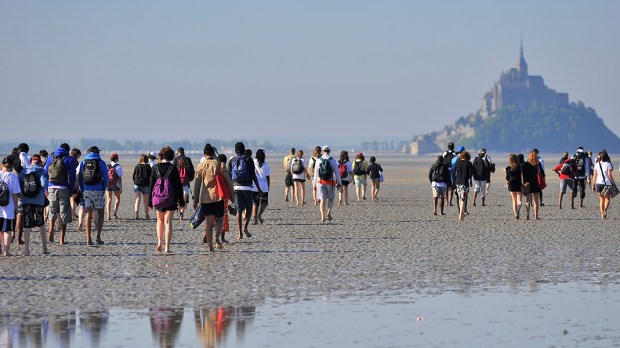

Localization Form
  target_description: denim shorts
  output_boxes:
[133,185,150,195]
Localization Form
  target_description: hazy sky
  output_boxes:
[2,1,619,145]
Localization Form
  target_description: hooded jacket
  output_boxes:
[78,152,109,192]
[43,148,77,194]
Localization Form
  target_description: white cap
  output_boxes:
[322,145,330,152]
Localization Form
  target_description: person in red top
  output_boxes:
[553,158,577,209]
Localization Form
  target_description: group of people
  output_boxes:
[0,141,385,256]
[429,142,617,221]
[282,146,384,208]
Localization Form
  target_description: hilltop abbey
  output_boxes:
[480,42,568,117]
[408,43,571,155]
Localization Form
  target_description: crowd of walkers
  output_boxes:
[0,142,385,256]
[429,142,617,221]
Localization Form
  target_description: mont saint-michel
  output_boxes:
[409,44,620,154]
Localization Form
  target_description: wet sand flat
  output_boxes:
[0,154,618,316]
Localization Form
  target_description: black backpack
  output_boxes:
[21,172,41,198]
[473,157,486,178]
[560,162,574,176]
[83,159,103,186]
[574,154,586,176]
[133,164,151,186]
[443,151,455,168]
[353,161,365,176]
[318,157,334,180]
[0,178,10,206]
[431,164,445,182]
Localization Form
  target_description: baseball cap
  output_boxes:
[457,146,465,153]
[109,152,119,160]
[477,149,485,155]
[322,145,330,152]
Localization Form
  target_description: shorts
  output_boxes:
[370,178,380,184]
[201,200,225,218]
[342,180,350,187]
[474,180,487,196]
[354,176,367,187]
[183,185,190,196]
[83,190,106,210]
[106,185,120,192]
[560,179,575,194]
[154,204,178,212]
[133,185,150,194]
[293,178,306,183]
[317,184,337,201]
[456,185,469,202]
[431,184,445,198]
[0,218,14,232]
[48,187,72,224]
[235,190,254,214]
[253,191,269,205]
[596,184,606,194]
[21,204,45,228]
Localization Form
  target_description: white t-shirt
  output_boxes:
[594,161,613,185]
[253,160,271,192]
[291,158,306,180]
[0,171,21,219]
[19,152,31,169]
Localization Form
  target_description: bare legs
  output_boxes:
[204,215,224,251]
[106,190,121,219]
[85,208,104,245]
[355,183,366,201]
[338,184,349,205]
[510,191,522,219]
[23,226,49,256]
[293,181,306,206]
[134,192,150,219]
[599,195,611,219]
[371,181,380,201]
[531,192,540,219]
[2,232,11,256]
[156,210,174,253]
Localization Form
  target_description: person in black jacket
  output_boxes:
[366,156,383,202]
[149,146,185,254]
[472,149,488,207]
[429,155,449,215]
[453,151,473,220]
[173,147,195,221]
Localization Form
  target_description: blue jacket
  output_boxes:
[43,148,77,194]
[78,152,109,192]
[18,165,48,206]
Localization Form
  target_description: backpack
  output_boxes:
[134,164,151,186]
[232,155,250,183]
[574,154,586,176]
[177,157,189,186]
[21,172,42,198]
[291,158,304,174]
[107,164,119,188]
[152,165,175,208]
[318,157,334,180]
[0,178,10,206]
[560,162,573,176]
[48,154,67,185]
[338,161,348,179]
[443,151,455,168]
[431,164,444,182]
[353,161,365,176]
[473,157,486,178]
[83,159,103,186]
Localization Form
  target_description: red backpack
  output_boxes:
[177,158,189,186]
[108,164,119,188]
[338,161,348,179]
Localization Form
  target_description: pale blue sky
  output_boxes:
[1,1,619,145]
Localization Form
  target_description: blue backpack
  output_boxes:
[232,155,250,183]
[318,157,334,180]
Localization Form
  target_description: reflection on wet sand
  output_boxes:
[149,308,184,348]
[194,306,256,348]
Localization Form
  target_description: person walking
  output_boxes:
[252,149,271,224]
[282,148,295,202]
[149,147,185,254]
[173,147,195,221]
[429,155,449,215]
[77,146,109,245]
[105,153,123,220]
[453,151,472,220]
[307,146,321,206]
[17,155,49,255]
[44,143,77,245]
[352,153,368,201]
[313,146,342,223]
[228,142,261,240]
[505,154,523,219]
[290,150,306,206]
[442,142,458,206]
[337,151,352,206]
[553,157,577,209]
[533,148,546,206]
[366,156,383,202]
[0,157,20,256]
[591,151,616,219]
[572,147,588,208]
[132,154,152,220]
[522,150,543,220]
[472,149,488,207]
[193,144,234,251]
